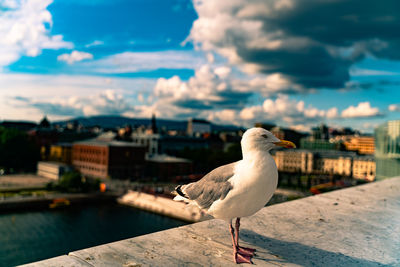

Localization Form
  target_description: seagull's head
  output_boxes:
[241,127,296,153]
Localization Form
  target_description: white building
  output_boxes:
[37,161,73,180]
[132,133,161,156]
[353,156,376,181]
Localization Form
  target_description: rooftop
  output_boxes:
[146,154,192,163]
[21,177,400,266]
[74,139,145,148]
[275,148,360,158]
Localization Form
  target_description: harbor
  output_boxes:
[0,202,186,267]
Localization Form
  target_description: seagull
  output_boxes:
[174,127,296,264]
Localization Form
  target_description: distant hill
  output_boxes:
[0,121,38,131]
[53,115,241,132]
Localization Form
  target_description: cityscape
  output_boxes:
[1,115,399,198]
[1,0,400,266]
[1,115,400,265]
[3,115,399,183]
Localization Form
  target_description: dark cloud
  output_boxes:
[174,99,214,110]
[214,91,253,108]
[13,96,30,102]
[239,45,351,88]
[271,0,400,48]
[31,103,84,117]
[378,80,400,86]
[190,0,400,90]
[174,91,252,110]
[342,79,400,92]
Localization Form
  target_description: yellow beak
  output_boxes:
[274,139,296,148]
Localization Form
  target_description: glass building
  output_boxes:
[375,120,400,180]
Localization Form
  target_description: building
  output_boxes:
[151,113,158,134]
[319,154,353,177]
[132,133,208,156]
[353,156,376,181]
[37,161,73,180]
[343,136,375,155]
[375,120,400,180]
[132,133,161,156]
[145,155,193,181]
[28,128,58,160]
[187,118,211,136]
[49,143,73,164]
[273,149,363,178]
[273,149,314,174]
[300,138,339,151]
[72,140,146,180]
[311,124,329,140]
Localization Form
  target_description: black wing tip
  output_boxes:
[175,185,188,198]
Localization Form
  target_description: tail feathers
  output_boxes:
[175,185,188,198]
[173,185,189,202]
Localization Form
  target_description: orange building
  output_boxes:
[72,140,146,179]
[343,136,375,155]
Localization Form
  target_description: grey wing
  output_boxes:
[179,162,237,210]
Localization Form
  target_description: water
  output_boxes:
[0,203,187,266]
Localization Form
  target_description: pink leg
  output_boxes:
[235,218,256,256]
[229,222,252,264]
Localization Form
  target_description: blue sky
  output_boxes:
[1,0,400,133]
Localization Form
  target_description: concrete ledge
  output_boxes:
[21,177,400,266]
[117,190,211,222]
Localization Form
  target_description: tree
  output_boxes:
[0,127,40,173]
[57,171,100,193]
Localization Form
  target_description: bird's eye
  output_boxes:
[261,134,268,138]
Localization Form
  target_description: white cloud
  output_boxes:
[151,63,309,116]
[0,73,156,121]
[209,94,337,127]
[361,122,380,132]
[153,65,253,110]
[214,66,231,79]
[0,0,73,68]
[148,67,351,127]
[341,102,381,118]
[326,107,339,119]
[234,95,357,128]
[58,50,93,64]
[207,109,237,124]
[349,68,399,76]
[85,40,104,48]
[388,104,400,112]
[13,90,133,117]
[82,90,133,116]
[239,106,263,121]
[137,93,145,103]
[290,124,311,133]
[90,50,206,73]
